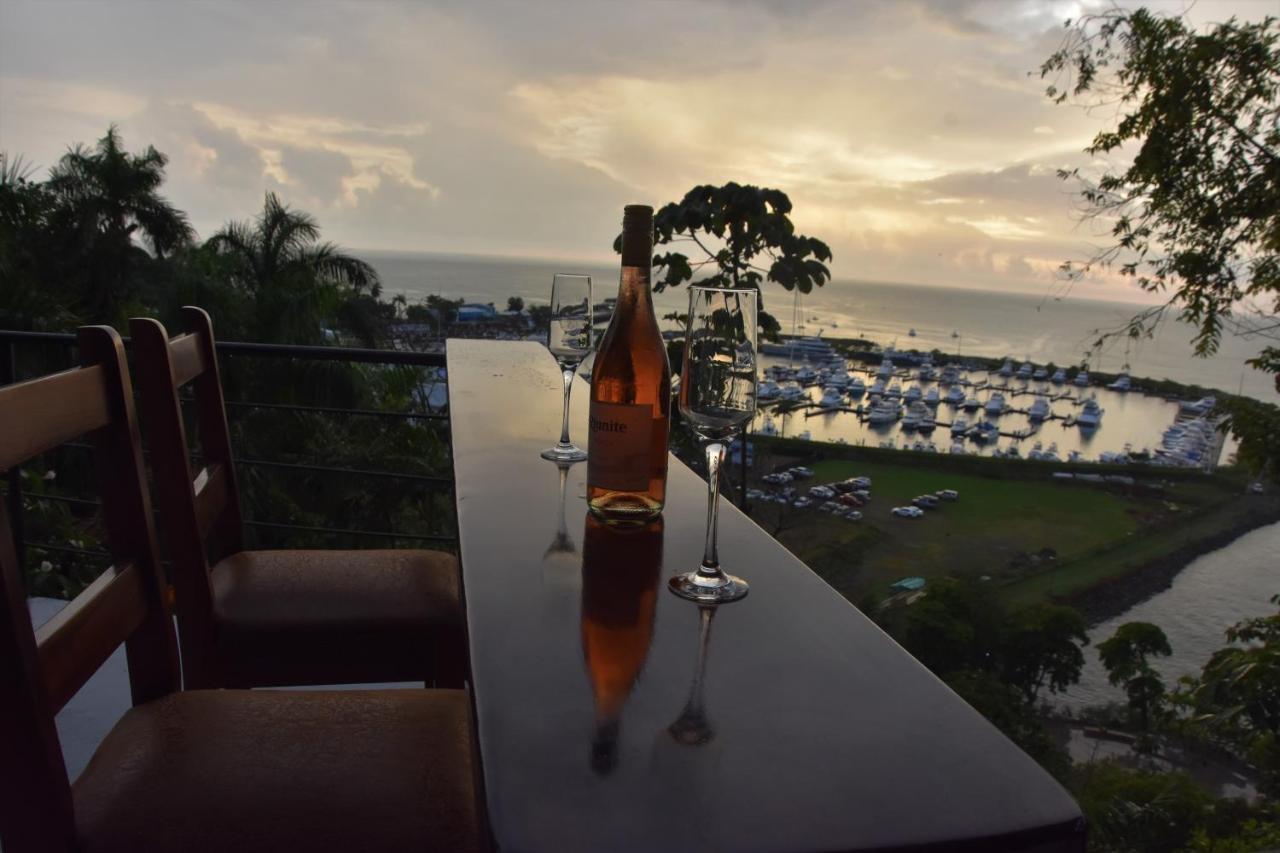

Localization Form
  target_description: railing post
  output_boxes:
[2,341,25,568]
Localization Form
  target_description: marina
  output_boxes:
[753,346,1234,467]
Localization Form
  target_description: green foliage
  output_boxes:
[1041,9,1279,370]
[1183,594,1280,795]
[613,182,832,342]
[1098,621,1173,738]
[507,295,524,312]
[1075,761,1211,853]
[1001,604,1089,703]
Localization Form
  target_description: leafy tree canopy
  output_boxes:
[1098,621,1173,685]
[613,183,832,341]
[1041,9,1280,381]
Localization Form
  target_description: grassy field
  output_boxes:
[744,449,1257,608]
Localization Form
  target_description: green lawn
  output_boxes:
[747,454,1245,607]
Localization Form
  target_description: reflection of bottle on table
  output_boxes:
[580,513,663,774]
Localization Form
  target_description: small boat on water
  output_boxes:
[924,387,940,407]
[908,328,918,337]
[902,400,930,431]
[759,416,779,436]
[1077,396,1103,429]
[917,360,936,381]
[818,386,845,409]
[797,430,812,441]
[870,377,887,396]
[1028,395,1051,422]
[886,383,903,399]
[984,392,1006,415]
[758,380,782,401]
[1016,361,1033,380]
[904,385,922,404]
[970,421,999,444]
[848,376,867,398]
[867,398,901,425]
[961,395,982,412]
[779,383,806,401]
[949,441,967,455]
[1074,369,1090,387]
[1050,368,1067,385]
[951,416,969,437]
[998,359,1014,378]
[1107,371,1132,392]
[945,385,965,405]
[1179,396,1216,415]
[939,363,962,385]
[877,358,894,378]
[1032,367,1048,381]
[795,366,818,385]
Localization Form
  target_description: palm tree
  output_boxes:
[47,126,194,322]
[206,192,381,345]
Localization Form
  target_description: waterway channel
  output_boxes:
[1056,520,1280,712]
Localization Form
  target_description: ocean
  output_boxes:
[365,250,1277,404]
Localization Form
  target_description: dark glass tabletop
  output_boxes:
[448,339,1083,853]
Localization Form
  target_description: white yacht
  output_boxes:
[1107,371,1132,392]
[924,387,940,407]
[795,366,818,385]
[867,398,901,425]
[1032,367,1048,381]
[918,360,936,381]
[886,383,903,399]
[876,358,894,378]
[1076,396,1103,429]
[949,441,967,455]
[951,416,969,437]
[939,363,963,385]
[1074,369,1090,387]
[904,385,923,404]
[918,410,937,433]
[848,376,867,398]
[970,421,999,444]
[945,385,966,405]
[984,392,1007,416]
[778,383,806,401]
[818,386,845,409]
[998,359,1014,378]
[869,377,887,396]
[961,395,982,411]
[1027,395,1051,422]
[1179,396,1216,416]
[757,380,782,401]
[1016,361,1033,380]
[902,400,930,431]
[1050,368,1067,385]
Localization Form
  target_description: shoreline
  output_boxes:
[1061,500,1280,626]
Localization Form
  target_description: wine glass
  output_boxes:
[541,274,594,462]
[669,285,756,604]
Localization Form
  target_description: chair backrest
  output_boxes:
[130,306,243,689]
[0,326,180,852]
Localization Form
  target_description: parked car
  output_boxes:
[842,510,863,521]
[792,496,813,509]
[936,489,959,501]
[853,489,871,500]
[819,501,842,513]
[913,495,940,509]
[762,472,793,486]
[838,493,864,507]
[789,466,815,479]
[808,485,836,499]
[850,477,872,488]
[831,480,856,494]
[746,488,765,500]
[892,506,924,518]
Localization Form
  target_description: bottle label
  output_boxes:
[588,402,653,491]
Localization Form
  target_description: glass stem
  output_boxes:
[700,441,726,574]
[558,366,575,447]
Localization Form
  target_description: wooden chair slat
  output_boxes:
[0,366,111,470]
[35,560,149,713]
[168,332,205,388]
[192,462,231,541]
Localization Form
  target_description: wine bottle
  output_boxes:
[587,204,672,518]
[580,512,662,774]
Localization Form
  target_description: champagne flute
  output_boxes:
[541,274,594,462]
[669,285,756,604]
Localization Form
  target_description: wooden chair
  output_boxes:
[129,307,466,690]
[0,327,484,853]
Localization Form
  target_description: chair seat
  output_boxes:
[73,689,483,853]
[211,549,465,687]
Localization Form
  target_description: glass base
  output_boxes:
[541,444,587,462]
[668,570,748,604]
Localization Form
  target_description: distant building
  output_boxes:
[457,303,501,323]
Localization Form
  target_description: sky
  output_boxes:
[1,0,1275,303]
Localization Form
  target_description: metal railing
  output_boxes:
[1,330,454,576]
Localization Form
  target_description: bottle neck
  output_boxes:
[616,264,654,313]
